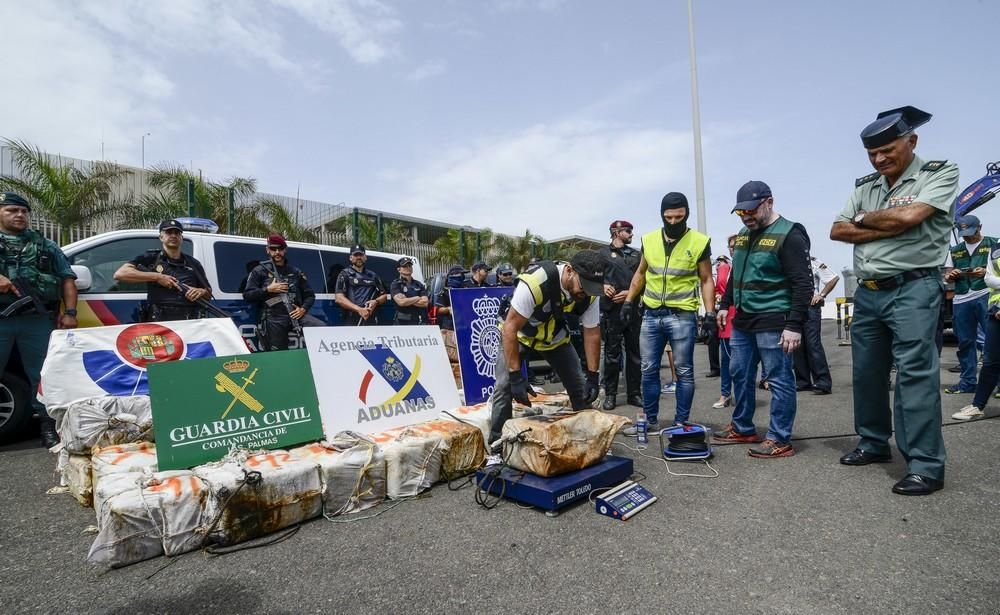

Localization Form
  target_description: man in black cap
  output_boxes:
[334,244,387,326]
[598,220,642,410]
[714,181,813,458]
[485,250,606,465]
[496,264,515,287]
[390,257,429,325]
[0,192,78,448]
[115,219,213,321]
[622,192,714,429]
[831,105,959,495]
[467,262,494,288]
[242,233,317,350]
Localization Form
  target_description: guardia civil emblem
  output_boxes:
[381,356,405,383]
[469,296,502,378]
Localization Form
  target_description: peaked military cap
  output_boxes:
[860,106,932,149]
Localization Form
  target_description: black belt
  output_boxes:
[646,306,695,315]
[858,268,934,291]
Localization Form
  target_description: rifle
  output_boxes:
[266,262,303,338]
[0,277,49,318]
[135,262,231,319]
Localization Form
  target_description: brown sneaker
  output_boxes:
[748,439,795,458]
[712,423,762,443]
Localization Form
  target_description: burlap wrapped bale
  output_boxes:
[500,410,629,477]
[288,434,386,516]
[88,470,209,567]
[195,451,323,547]
[49,395,153,454]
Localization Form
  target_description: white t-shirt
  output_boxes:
[510,263,600,328]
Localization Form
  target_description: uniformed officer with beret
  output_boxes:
[114,219,213,321]
[0,192,78,448]
[390,257,429,325]
[334,244,387,326]
[242,233,316,350]
[598,219,642,410]
[831,105,959,495]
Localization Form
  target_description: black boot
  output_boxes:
[602,394,617,410]
[626,394,643,407]
[39,417,60,450]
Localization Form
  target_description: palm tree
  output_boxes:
[0,138,133,244]
[493,228,545,273]
[345,215,411,249]
[429,228,494,267]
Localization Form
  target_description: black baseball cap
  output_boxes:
[471,262,491,272]
[569,250,606,297]
[397,257,414,267]
[732,181,773,213]
[0,192,30,210]
[158,219,184,232]
[498,264,514,274]
[448,266,469,276]
[350,244,366,255]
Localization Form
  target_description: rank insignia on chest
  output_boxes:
[351,278,358,284]
[611,253,618,258]
[887,195,916,207]
[402,285,408,292]
[155,265,163,273]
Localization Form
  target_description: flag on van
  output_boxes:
[39,320,250,408]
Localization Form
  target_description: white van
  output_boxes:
[0,219,421,441]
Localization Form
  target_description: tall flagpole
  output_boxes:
[687,0,707,234]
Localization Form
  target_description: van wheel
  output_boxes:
[0,374,32,443]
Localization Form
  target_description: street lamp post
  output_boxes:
[140,132,151,198]
[687,0,707,234]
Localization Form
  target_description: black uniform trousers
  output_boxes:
[600,307,641,398]
[792,303,832,392]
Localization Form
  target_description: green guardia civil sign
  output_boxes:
[149,350,324,471]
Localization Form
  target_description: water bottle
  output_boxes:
[636,412,648,444]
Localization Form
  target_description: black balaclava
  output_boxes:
[660,192,690,240]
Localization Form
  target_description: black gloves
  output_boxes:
[509,370,532,406]
[620,302,633,328]
[584,370,600,404]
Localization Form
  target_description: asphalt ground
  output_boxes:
[2,323,999,615]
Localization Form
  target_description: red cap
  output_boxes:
[609,220,633,231]
[266,233,287,248]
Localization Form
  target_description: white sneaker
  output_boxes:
[661,383,676,395]
[712,396,732,409]
[952,405,984,421]
[619,425,638,436]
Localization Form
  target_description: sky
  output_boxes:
[3,0,999,280]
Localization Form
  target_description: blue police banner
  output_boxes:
[450,287,512,405]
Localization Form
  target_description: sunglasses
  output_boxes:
[267,246,286,252]
[733,209,757,217]
[351,252,365,256]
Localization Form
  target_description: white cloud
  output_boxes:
[272,0,403,65]
[381,121,696,239]
[406,60,447,82]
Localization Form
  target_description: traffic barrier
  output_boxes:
[288,434,386,516]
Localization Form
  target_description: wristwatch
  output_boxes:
[64,308,77,316]
[852,211,867,228]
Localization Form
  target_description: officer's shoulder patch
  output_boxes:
[855,172,880,187]
[921,160,947,172]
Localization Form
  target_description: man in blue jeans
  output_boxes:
[943,215,995,394]
[714,181,813,458]
[621,192,714,428]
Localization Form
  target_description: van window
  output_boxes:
[70,237,193,293]
[321,251,395,292]
[285,247,325,294]
[214,241,265,293]
[214,241,327,295]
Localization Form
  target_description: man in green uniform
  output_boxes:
[830,105,959,496]
[0,193,78,448]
